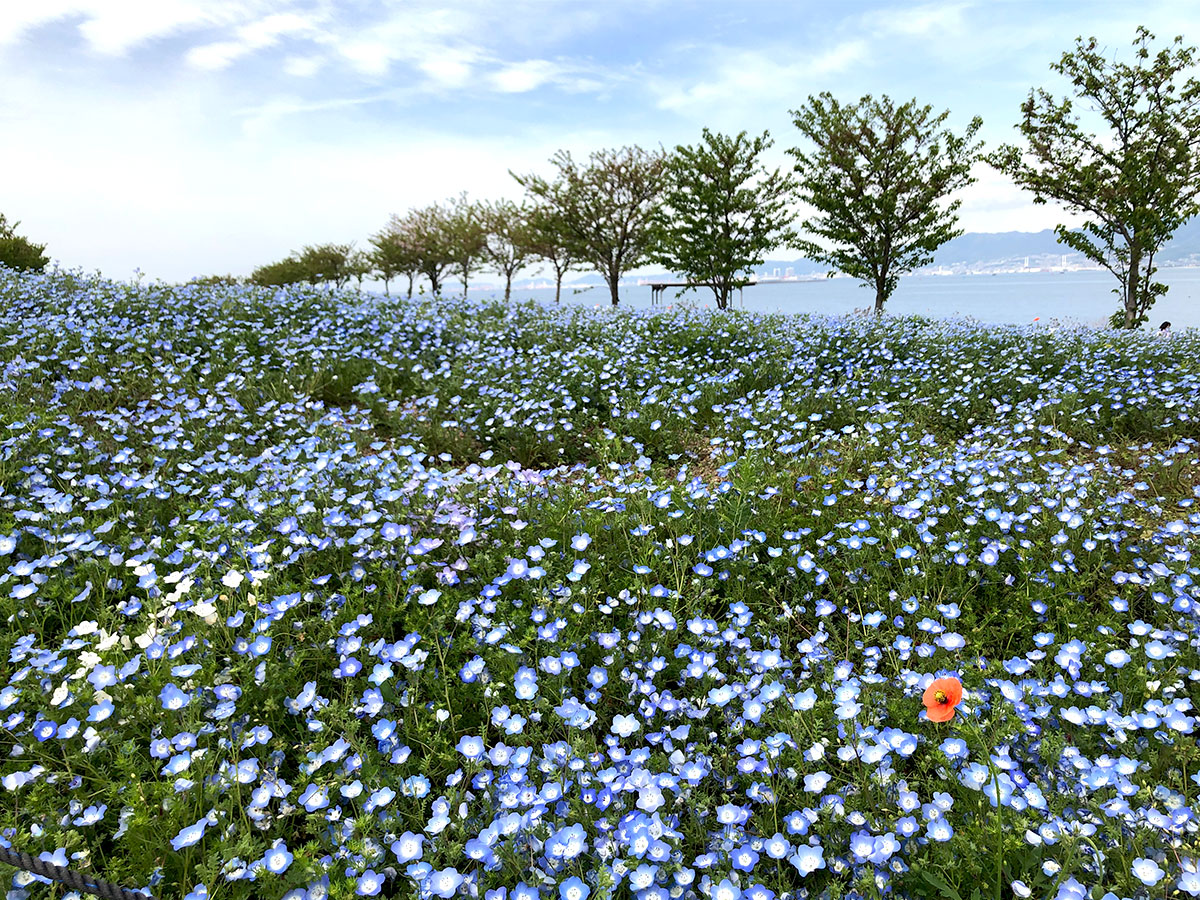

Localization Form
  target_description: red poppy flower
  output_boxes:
[922,676,963,723]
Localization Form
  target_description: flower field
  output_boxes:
[1,269,1199,900]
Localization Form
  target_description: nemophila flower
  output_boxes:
[170,813,213,850]
[356,869,384,896]
[731,844,759,872]
[159,683,190,710]
[922,676,963,722]
[789,844,825,876]
[263,842,293,874]
[713,879,741,900]
[1131,858,1166,887]
[803,771,831,793]
[940,737,969,760]
[558,876,589,900]
[392,831,424,863]
[612,713,640,736]
[455,735,485,761]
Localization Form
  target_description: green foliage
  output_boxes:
[403,203,456,296]
[249,255,308,286]
[989,27,1200,329]
[523,203,577,302]
[188,273,241,286]
[249,244,354,288]
[0,213,50,272]
[514,145,668,306]
[788,93,983,314]
[653,128,798,310]
[479,199,533,301]
[445,193,488,297]
[297,242,355,288]
[368,223,421,297]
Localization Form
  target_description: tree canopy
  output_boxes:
[514,146,668,306]
[653,129,798,310]
[789,93,983,314]
[480,199,533,302]
[989,27,1200,328]
[0,214,50,272]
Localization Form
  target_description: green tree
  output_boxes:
[989,27,1200,329]
[298,243,354,288]
[653,128,798,310]
[369,221,421,297]
[249,256,308,287]
[480,199,533,301]
[406,204,456,296]
[789,94,983,314]
[514,145,668,306]
[446,193,487,298]
[0,214,50,272]
[347,248,372,289]
[523,203,576,303]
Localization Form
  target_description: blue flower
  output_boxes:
[1131,858,1165,887]
[170,814,212,850]
[427,868,464,899]
[788,844,825,876]
[263,842,293,874]
[558,877,590,900]
[159,683,190,710]
[356,869,383,896]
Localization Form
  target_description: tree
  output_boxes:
[989,27,1200,328]
[445,193,487,298]
[514,145,668,306]
[347,248,373,289]
[788,94,983,314]
[406,203,456,296]
[249,256,308,286]
[369,221,421,297]
[523,203,576,303]
[0,214,50,272]
[298,243,354,288]
[480,199,533,301]
[653,128,798,310]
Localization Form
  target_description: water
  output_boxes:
[478,268,1200,328]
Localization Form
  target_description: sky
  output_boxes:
[2,0,1198,282]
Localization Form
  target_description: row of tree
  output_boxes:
[250,28,1200,328]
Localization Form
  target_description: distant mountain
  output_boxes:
[750,217,1200,276]
[520,218,1200,289]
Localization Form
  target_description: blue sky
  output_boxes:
[2,0,1197,281]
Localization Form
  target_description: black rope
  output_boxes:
[0,845,156,900]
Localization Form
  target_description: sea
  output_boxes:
[475,267,1200,329]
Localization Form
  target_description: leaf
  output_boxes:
[915,870,964,900]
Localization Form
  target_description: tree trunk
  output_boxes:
[504,275,512,302]
[406,274,414,299]
[874,285,887,315]
[554,273,562,303]
[608,273,620,306]
[1125,243,1141,329]
[383,277,391,297]
[461,272,469,298]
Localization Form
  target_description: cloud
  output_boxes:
[653,39,870,117]
[185,11,321,70]
[490,59,562,94]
